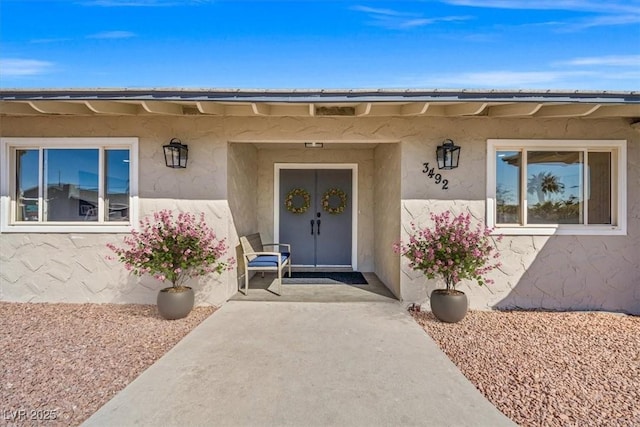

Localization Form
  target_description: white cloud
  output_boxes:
[412,70,594,88]
[441,0,640,14]
[351,5,471,29]
[412,54,640,89]
[350,6,411,17]
[565,13,640,30]
[87,31,136,39]
[560,55,640,67]
[0,58,54,77]
[402,65,640,90]
[440,0,640,30]
[613,70,640,81]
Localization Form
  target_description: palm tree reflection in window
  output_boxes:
[527,170,581,224]
[527,171,565,203]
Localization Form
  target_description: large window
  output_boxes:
[487,139,626,235]
[1,138,138,232]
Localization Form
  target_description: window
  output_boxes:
[1,138,138,233]
[487,139,626,235]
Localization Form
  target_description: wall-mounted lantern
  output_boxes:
[163,138,188,168]
[436,139,461,170]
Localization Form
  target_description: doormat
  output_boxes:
[282,271,368,285]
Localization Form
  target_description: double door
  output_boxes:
[279,169,352,266]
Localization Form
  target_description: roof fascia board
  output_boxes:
[1,89,638,105]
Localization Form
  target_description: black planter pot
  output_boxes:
[157,286,194,320]
[430,289,468,323]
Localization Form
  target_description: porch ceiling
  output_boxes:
[1,88,639,119]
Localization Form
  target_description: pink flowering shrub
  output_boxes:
[107,210,234,288]
[394,211,501,291]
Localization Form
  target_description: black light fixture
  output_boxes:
[163,138,188,168]
[436,139,461,170]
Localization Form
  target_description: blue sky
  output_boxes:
[1,0,638,90]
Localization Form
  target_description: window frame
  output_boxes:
[1,137,139,233]
[486,139,626,236]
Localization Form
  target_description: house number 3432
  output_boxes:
[422,163,449,190]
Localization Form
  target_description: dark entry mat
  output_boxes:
[282,271,368,285]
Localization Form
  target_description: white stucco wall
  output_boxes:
[228,143,259,237]
[1,114,638,313]
[0,116,236,306]
[374,143,401,298]
[227,143,259,287]
[398,117,639,314]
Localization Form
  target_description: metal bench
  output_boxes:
[240,233,291,295]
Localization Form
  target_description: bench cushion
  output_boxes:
[247,254,289,267]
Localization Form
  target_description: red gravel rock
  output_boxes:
[0,302,214,426]
[412,310,640,427]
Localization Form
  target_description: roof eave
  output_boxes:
[1,88,639,104]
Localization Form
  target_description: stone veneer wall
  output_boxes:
[373,144,401,298]
[1,114,638,313]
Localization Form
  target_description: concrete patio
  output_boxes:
[229,271,397,303]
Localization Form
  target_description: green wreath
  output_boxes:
[322,188,347,214]
[285,188,311,214]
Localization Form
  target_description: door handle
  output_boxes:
[310,219,315,235]
[317,219,321,235]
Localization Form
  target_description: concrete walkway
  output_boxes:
[83,301,515,427]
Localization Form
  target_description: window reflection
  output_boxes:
[588,152,611,224]
[16,149,39,221]
[526,151,582,224]
[496,151,521,224]
[44,149,99,222]
[105,150,130,221]
[11,141,133,225]
[492,141,620,230]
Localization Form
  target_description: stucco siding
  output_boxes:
[0,116,235,306]
[374,143,401,297]
[1,114,638,313]
[227,143,259,288]
[227,143,258,237]
[398,117,639,314]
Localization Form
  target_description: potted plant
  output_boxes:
[107,210,234,320]
[394,211,501,323]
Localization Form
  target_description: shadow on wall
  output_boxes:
[112,269,227,306]
[112,274,158,305]
[234,243,245,292]
[494,235,640,315]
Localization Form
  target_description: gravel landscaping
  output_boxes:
[3,302,639,427]
[412,310,640,427]
[0,302,214,427]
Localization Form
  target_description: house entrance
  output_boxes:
[278,168,352,267]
